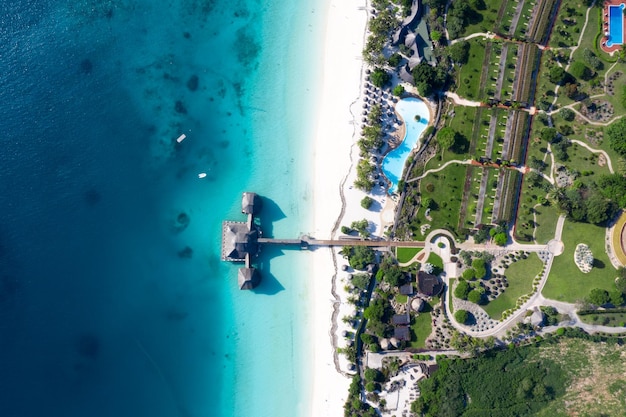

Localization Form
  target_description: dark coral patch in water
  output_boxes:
[175,100,187,114]
[76,334,99,359]
[84,188,101,206]
[187,75,199,92]
[183,31,191,39]
[177,246,193,258]
[80,59,93,74]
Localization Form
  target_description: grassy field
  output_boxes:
[515,173,550,242]
[396,247,422,264]
[417,163,467,236]
[543,220,618,302]
[409,298,438,349]
[483,253,543,319]
[533,204,560,244]
[579,311,626,327]
[548,0,588,48]
[427,252,443,270]
[535,339,626,417]
[456,39,486,101]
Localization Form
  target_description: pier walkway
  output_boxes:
[258,237,425,248]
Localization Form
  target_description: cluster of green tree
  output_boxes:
[412,346,566,416]
[370,68,391,88]
[363,4,399,65]
[354,159,375,191]
[539,306,561,326]
[340,245,376,270]
[364,368,384,392]
[489,223,508,246]
[360,333,380,353]
[607,118,626,158]
[546,49,602,102]
[377,262,406,287]
[446,0,483,39]
[363,296,393,338]
[449,331,496,353]
[454,279,486,304]
[586,288,625,307]
[548,173,626,225]
[412,61,449,97]
[343,375,378,417]
[584,269,626,307]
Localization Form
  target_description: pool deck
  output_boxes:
[601,1,625,54]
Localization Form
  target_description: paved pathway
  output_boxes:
[450,32,495,45]
[406,159,470,182]
[570,139,614,173]
[444,91,482,107]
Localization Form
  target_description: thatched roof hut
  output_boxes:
[241,192,261,215]
[238,267,261,290]
[417,271,443,297]
[222,222,259,261]
[380,338,391,350]
[411,298,424,312]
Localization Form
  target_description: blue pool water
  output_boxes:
[0,1,326,416]
[382,98,431,193]
[607,4,625,47]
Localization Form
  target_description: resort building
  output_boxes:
[416,271,443,297]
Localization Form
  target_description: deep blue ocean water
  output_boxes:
[0,1,326,416]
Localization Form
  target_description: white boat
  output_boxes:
[176,134,187,143]
[198,172,207,179]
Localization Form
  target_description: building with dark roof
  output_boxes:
[238,267,261,290]
[417,271,443,297]
[241,192,261,215]
[394,326,410,341]
[221,221,260,261]
[399,283,414,295]
[392,314,410,325]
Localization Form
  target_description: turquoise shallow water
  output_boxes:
[382,97,430,193]
[0,1,326,416]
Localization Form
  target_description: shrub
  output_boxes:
[455,309,469,324]
[455,280,471,299]
[392,84,405,96]
[361,196,374,209]
[371,68,391,88]
[468,289,484,304]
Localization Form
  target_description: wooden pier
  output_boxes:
[258,237,425,248]
[222,192,425,290]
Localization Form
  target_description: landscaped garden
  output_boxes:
[483,253,543,319]
[395,246,422,264]
[543,220,618,302]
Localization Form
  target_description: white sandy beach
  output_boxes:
[309,0,388,415]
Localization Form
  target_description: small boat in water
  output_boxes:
[198,172,207,179]
[176,134,187,143]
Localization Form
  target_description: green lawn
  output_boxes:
[427,252,443,270]
[548,0,588,48]
[483,253,543,320]
[543,220,618,302]
[461,0,501,36]
[396,247,422,264]
[395,294,409,304]
[516,175,551,243]
[457,39,487,101]
[409,298,437,349]
[579,311,626,327]
[418,163,467,236]
[533,204,560,244]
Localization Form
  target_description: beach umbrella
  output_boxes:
[341,264,348,271]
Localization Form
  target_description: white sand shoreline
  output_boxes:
[310,0,370,415]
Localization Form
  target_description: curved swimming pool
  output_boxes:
[382,97,430,193]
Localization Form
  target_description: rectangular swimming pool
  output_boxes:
[607,4,625,47]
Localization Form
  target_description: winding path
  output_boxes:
[406,159,470,182]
